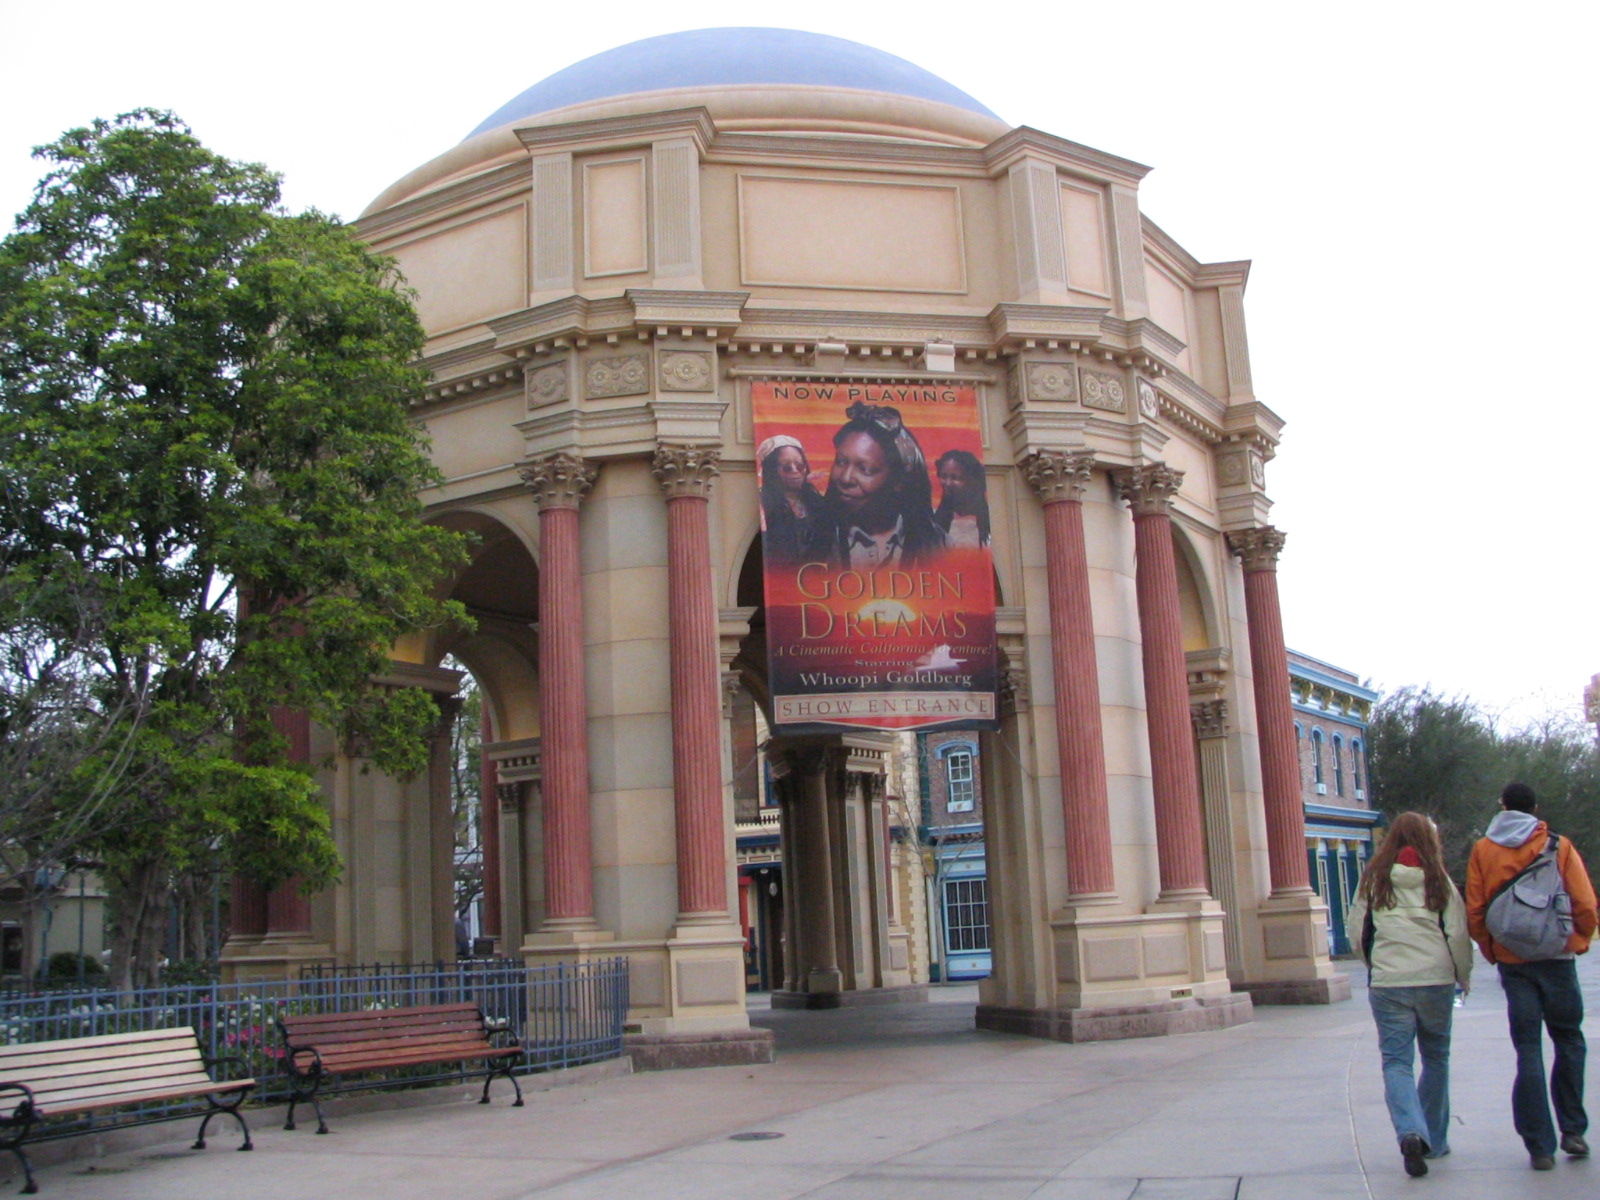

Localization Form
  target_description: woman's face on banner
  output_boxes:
[772,445,808,495]
[829,432,891,513]
[937,458,971,506]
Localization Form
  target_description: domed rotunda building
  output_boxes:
[223,28,1343,1058]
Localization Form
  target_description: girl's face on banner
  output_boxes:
[829,432,891,513]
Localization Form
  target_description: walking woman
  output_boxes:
[1345,812,1474,1177]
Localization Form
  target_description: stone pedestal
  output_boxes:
[1239,892,1351,1004]
[976,898,1250,1042]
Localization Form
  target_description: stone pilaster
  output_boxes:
[1021,450,1116,902]
[1114,465,1210,899]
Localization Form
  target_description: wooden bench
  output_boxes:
[277,1002,522,1134]
[0,1027,254,1194]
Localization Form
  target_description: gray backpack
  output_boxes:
[1486,833,1574,960]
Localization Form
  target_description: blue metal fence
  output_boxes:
[0,957,629,1141]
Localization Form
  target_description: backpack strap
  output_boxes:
[1488,832,1559,906]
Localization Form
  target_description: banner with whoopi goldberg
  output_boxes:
[752,380,998,733]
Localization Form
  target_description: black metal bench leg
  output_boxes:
[309,1093,329,1135]
[197,1092,254,1151]
[9,1145,36,1195]
[284,1092,299,1132]
[480,1060,524,1107]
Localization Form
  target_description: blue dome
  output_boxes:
[466,28,999,139]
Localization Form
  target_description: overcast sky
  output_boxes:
[3,1,1595,725]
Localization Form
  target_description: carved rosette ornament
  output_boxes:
[1113,463,1185,515]
[1191,699,1229,740]
[658,350,714,392]
[520,452,598,512]
[525,362,568,408]
[1020,450,1096,504]
[1226,525,1288,573]
[652,443,721,499]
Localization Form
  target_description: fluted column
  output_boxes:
[653,444,729,920]
[265,705,312,935]
[1115,465,1210,898]
[1227,526,1312,895]
[520,452,599,928]
[1020,451,1116,900]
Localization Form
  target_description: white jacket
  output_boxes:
[1344,864,1474,989]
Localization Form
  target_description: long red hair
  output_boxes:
[1358,812,1451,912]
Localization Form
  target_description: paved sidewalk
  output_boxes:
[21,957,1597,1199]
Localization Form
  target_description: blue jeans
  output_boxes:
[1370,984,1455,1154]
[1498,959,1588,1156]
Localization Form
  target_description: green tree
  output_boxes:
[0,111,470,987]
[1368,686,1600,878]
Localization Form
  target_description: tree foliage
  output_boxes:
[0,111,471,985]
[1368,686,1600,879]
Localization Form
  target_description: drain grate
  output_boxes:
[728,1131,784,1142]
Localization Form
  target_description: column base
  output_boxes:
[1238,890,1347,1003]
[610,926,752,1037]
[770,983,929,1010]
[219,934,334,982]
[623,1027,775,1071]
[1048,898,1234,1010]
[976,991,1254,1043]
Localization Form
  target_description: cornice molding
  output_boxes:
[982,126,1151,186]
[355,161,529,242]
[515,106,717,155]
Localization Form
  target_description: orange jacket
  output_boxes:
[1465,820,1598,963]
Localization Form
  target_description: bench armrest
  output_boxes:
[283,1045,325,1080]
[0,1081,38,1124]
[202,1054,253,1086]
[484,1022,524,1054]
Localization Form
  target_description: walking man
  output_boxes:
[1466,782,1598,1170]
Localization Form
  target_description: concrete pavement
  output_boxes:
[22,956,1597,1199]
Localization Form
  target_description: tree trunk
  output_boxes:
[106,855,171,991]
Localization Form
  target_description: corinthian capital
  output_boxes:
[1226,525,1288,572]
[1112,463,1185,516]
[520,452,598,512]
[1020,450,1097,504]
[653,443,721,499]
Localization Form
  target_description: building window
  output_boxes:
[1352,739,1365,797]
[1332,734,1345,797]
[944,877,990,952]
[1311,728,1325,787]
[945,748,975,813]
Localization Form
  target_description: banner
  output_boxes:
[752,380,998,733]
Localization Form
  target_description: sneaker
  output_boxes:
[1531,1154,1556,1171]
[1562,1133,1590,1157]
[1401,1134,1429,1177]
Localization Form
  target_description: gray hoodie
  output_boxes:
[1484,809,1541,848]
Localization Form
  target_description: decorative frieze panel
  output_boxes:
[1137,378,1159,419]
[1025,361,1078,402]
[1080,369,1127,413]
[525,361,568,409]
[658,350,714,392]
[585,353,650,399]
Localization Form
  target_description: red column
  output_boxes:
[1021,451,1116,899]
[1227,526,1312,895]
[478,710,502,939]
[265,705,312,934]
[520,452,599,928]
[1116,465,1210,898]
[654,444,729,919]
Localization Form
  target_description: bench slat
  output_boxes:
[8,1056,209,1094]
[0,1028,201,1059]
[281,1012,484,1040]
[0,1032,203,1073]
[38,1078,253,1119]
[7,1049,210,1089]
[309,1047,515,1074]
[315,1042,506,1070]
[280,1004,473,1036]
[287,1022,485,1049]
[31,1070,219,1108]
[308,1035,498,1066]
